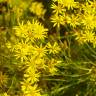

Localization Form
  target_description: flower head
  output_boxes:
[47,42,61,54]
[21,81,41,96]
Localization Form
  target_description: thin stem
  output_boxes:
[86,43,96,55]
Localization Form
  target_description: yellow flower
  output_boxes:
[51,14,64,28]
[21,81,41,96]
[67,14,80,28]
[28,56,46,70]
[82,14,96,29]
[82,2,96,14]
[82,30,95,43]
[34,57,46,69]
[47,42,61,54]
[33,44,47,58]
[14,20,48,40]
[24,69,40,84]
[75,30,95,44]
[47,59,59,74]
[14,21,27,38]
[31,20,48,40]
[14,40,31,62]
[51,3,65,14]
[29,2,46,18]
[74,31,85,44]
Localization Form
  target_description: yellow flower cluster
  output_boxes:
[73,1,96,47]
[51,0,78,28]
[81,2,96,30]
[6,19,61,95]
[51,0,96,48]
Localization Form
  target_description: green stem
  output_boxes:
[86,43,96,55]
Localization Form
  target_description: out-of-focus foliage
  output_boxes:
[0,0,96,96]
